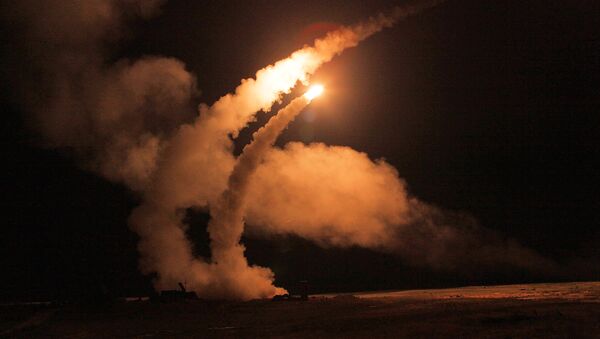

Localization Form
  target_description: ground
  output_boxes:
[1,282,599,338]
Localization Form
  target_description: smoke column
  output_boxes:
[5,0,558,301]
[129,1,448,299]
[208,94,315,298]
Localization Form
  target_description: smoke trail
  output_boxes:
[130,1,446,298]
[142,0,443,209]
[207,96,312,298]
[6,0,555,301]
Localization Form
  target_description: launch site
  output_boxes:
[1,0,598,337]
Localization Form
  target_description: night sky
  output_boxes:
[1,0,599,300]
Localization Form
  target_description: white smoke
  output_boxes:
[130,1,445,299]
[205,96,312,298]
[245,142,554,273]
[2,0,196,191]
[5,0,557,301]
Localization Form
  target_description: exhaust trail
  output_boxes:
[130,1,448,299]
[210,95,314,259]
[207,91,320,298]
[11,0,550,302]
[7,0,560,301]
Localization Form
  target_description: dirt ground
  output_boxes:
[1,282,599,338]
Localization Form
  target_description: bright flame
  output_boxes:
[304,84,324,100]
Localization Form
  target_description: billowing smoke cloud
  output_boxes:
[245,142,555,274]
[1,0,196,191]
[246,143,411,249]
[129,1,446,299]
[5,0,556,300]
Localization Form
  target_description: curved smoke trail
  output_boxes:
[6,0,557,301]
[129,1,448,299]
[207,95,313,298]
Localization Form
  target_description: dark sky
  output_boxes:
[1,0,599,300]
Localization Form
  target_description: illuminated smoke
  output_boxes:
[6,0,557,301]
[244,143,555,273]
[1,0,195,192]
[207,95,315,298]
[130,2,443,299]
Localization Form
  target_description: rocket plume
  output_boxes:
[211,94,317,257]
[208,92,319,298]
[7,0,557,301]
[304,85,325,100]
[130,2,447,299]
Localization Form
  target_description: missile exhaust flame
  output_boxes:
[304,84,324,101]
[11,1,555,302]
[128,3,443,299]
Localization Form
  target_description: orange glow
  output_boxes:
[304,84,324,100]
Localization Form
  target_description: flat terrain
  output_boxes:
[2,282,599,338]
